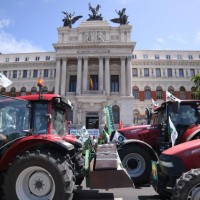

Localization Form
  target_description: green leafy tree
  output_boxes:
[191,73,200,99]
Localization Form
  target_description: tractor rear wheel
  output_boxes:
[172,168,200,200]
[3,150,75,200]
[118,145,151,185]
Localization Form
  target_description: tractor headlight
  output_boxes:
[159,160,174,168]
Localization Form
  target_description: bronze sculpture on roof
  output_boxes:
[87,3,103,21]
[62,11,83,28]
[110,8,129,25]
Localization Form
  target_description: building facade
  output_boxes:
[0,20,200,130]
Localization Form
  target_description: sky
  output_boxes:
[0,0,200,54]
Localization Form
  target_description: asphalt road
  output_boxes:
[73,181,168,200]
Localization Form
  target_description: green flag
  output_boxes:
[104,106,115,135]
[168,116,178,146]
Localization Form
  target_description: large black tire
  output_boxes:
[3,150,75,200]
[118,145,151,185]
[172,169,200,200]
[73,152,85,185]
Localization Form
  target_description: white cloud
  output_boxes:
[0,30,44,53]
[0,19,44,53]
[0,19,11,29]
[168,33,186,45]
[156,37,165,44]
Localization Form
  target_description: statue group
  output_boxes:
[87,3,103,21]
[62,4,129,28]
[110,8,129,25]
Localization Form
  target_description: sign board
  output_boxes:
[70,129,99,138]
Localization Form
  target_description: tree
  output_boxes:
[191,73,200,99]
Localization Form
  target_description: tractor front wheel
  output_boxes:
[172,168,200,200]
[118,145,151,185]
[3,150,75,200]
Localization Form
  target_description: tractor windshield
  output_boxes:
[51,107,67,136]
[0,95,30,145]
[168,103,199,126]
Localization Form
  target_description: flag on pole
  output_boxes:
[166,91,181,103]
[112,131,127,143]
[0,73,12,88]
[151,98,159,110]
[89,75,94,90]
[168,116,178,146]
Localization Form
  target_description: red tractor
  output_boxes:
[0,93,84,200]
[111,100,200,185]
[0,82,132,199]
[151,138,200,199]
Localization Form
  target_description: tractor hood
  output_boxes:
[118,124,151,133]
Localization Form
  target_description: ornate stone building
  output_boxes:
[0,20,200,129]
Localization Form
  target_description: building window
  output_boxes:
[156,68,161,77]
[190,69,195,77]
[89,75,98,90]
[42,86,48,94]
[25,57,29,61]
[188,55,193,60]
[112,105,120,124]
[132,68,138,77]
[143,54,148,59]
[179,68,184,77]
[46,56,50,60]
[177,54,182,59]
[69,75,77,92]
[44,69,48,78]
[31,87,37,94]
[10,87,16,97]
[111,75,119,92]
[33,70,38,78]
[67,110,73,124]
[166,55,171,59]
[155,54,159,59]
[168,86,174,94]
[132,54,137,59]
[144,86,151,99]
[36,56,40,61]
[5,58,9,62]
[15,57,19,62]
[167,68,172,77]
[23,70,28,78]
[156,86,163,99]
[133,86,139,99]
[13,70,17,78]
[3,71,7,77]
[180,86,186,99]
[144,68,149,77]
[0,87,6,95]
[20,87,26,96]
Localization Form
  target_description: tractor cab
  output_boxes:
[0,95,30,146]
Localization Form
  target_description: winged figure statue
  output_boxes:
[87,3,103,21]
[110,8,129,25]
[62,11,83,28]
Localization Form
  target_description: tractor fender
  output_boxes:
[185,129,200,142]
[118,139,159,161]
[0,137,74,170]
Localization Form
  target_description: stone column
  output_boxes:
[61,58,67,96]
[83,57,88,92]
[105,57,110,95]
[76,57,82,94]
[55,58,61,94]
[120,57,126,96]
[99,57,104,92]
[126,57,132,96]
